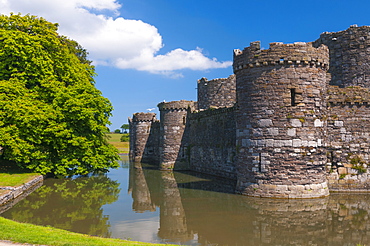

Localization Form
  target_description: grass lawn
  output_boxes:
[0,173,41,187]
[0,160,41,187]
[0,217,175,246]
[106,133,129,154]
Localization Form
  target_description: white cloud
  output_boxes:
[0,0,232,77]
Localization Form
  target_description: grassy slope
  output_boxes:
[106,133,129,154]
[0,217,174,246]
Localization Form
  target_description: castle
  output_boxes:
[129,25,370,198]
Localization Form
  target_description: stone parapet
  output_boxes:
[130,112,157,122]
[233,41,329,73]
[158,100,197,111]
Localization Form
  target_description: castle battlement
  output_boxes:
[130,112,158,122]
[233,41,329,72]
[158,100,196,111]
[130,25,370,199]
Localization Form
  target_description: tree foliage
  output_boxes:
[0,14,119,176]
[121,124,129,133]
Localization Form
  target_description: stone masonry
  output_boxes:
[157,100,197,170]
[233,41,329,198]
[130,25,370,198]
[197,75,236,110]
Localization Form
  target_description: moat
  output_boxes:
[1,156,370,246]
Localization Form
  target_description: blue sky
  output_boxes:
[1,0,370,130]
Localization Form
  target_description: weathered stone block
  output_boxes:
[257,119,273,127]
[314,119,323,127]
[338,167,347,175]
[291,119,302,127]
[287,128,296,136]
[293,139,302,147]
[334,121,344,127]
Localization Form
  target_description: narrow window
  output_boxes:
[290,88,296,106]
[258,153,262,172]
[183,116,186,125]
[330,151,337,168]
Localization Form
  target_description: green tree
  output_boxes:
[0,14,119,176]
[121,124,129,133]
[120,134,129,142]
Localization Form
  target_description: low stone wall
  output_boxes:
[0,175,43,211]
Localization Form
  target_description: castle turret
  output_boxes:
[314,25,370,88]
[197,75,236,110]
[234,41,330,198]
[129,112,159,163]
[158,100,197,170]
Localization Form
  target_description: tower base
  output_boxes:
[236,181,329,199]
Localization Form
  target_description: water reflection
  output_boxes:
[132,162,370,246]
[158,171,193,243]
[1,173,120,237]
[2,158,370,245]
[129,164,155,213]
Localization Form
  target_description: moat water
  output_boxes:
[1,156,370,245]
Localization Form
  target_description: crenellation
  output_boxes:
[129,25,370,198]
[234,41,329,73]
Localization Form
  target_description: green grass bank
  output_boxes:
[0,160,41,187]
[0,217,175,246]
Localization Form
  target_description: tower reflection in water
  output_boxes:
[129,161,370,246]
[129,162,193,243]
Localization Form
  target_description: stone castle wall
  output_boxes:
[197,75,236,110]
[233,41,329,198]
[188,107,236,179]
[314,25,370,88]
[130,25,370,198]
[326,86,370,190]
[129,112,159,163]
[157,100,196,170]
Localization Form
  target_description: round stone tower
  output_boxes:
[233,41,330,198]
[129,112,159,162]
[197,74,236,110]
[158,100,197,170]
[314,25,370,88]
